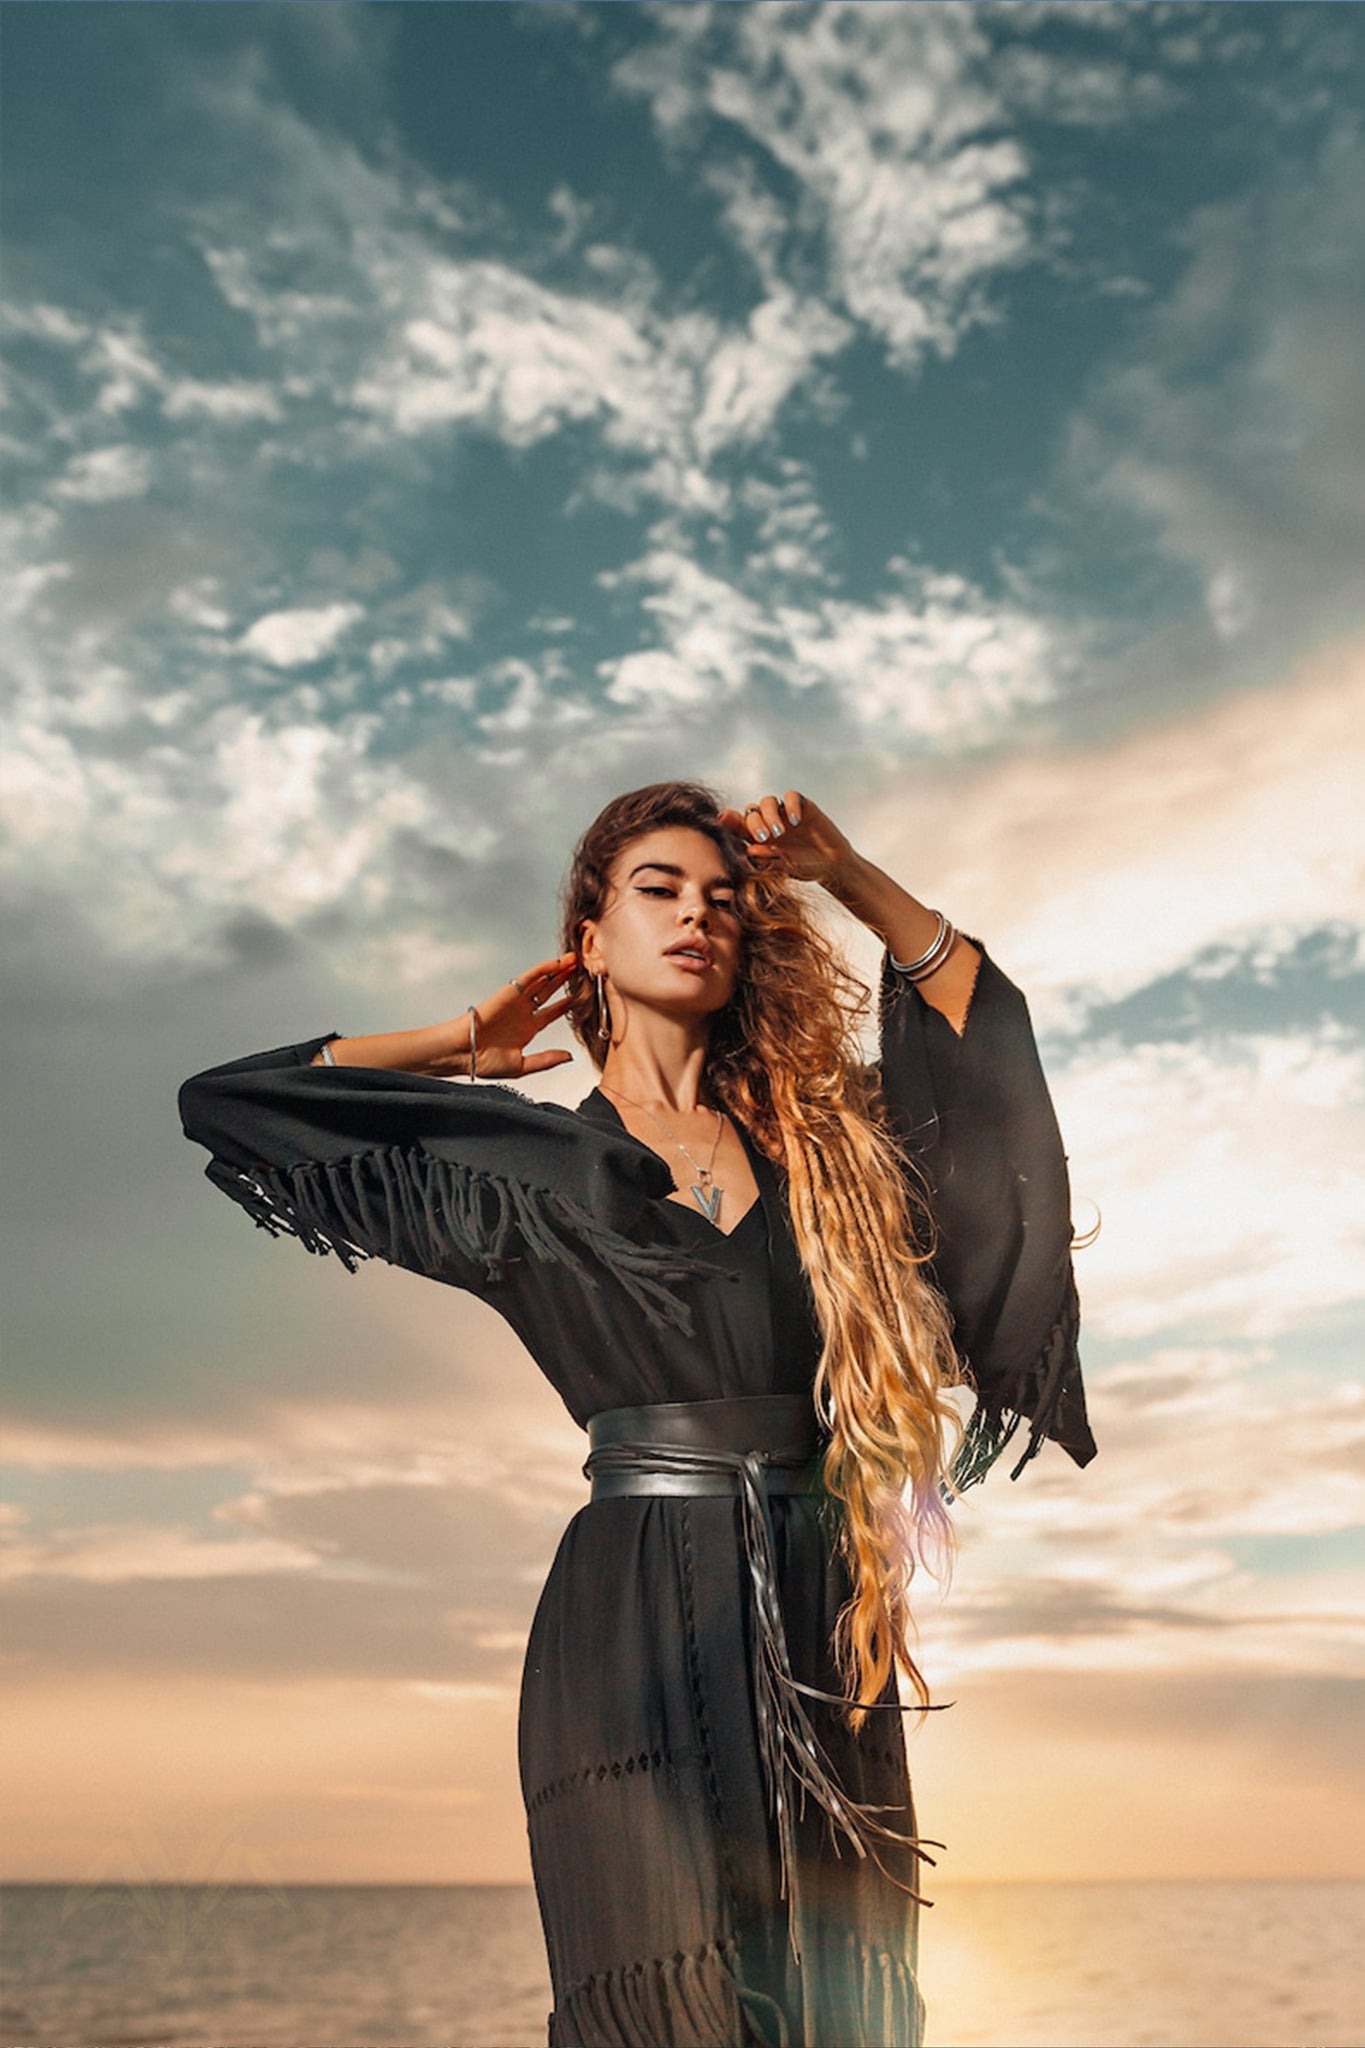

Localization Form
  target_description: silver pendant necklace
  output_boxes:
[601,1083,726,1224]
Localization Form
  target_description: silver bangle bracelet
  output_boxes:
[892,918,957,983]
[320,1041,338,1067]
[901,922,956,982]
[890,912,948,977]
[466,1004,478,1081]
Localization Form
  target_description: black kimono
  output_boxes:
[178,949,1094,2048]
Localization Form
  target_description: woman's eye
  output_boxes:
[635,885,735,910]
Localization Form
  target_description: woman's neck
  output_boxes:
[598,1012,713,1114]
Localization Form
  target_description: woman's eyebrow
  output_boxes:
[626,862,734,889]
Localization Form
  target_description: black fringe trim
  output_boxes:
[554,1936,754,2047]
[820,1927,925,2048]
[949,1271,1082,1492]
[551,1929,923,2047]
[204,1146,723,1334]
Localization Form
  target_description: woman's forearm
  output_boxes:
[826,849,981,1036]
[310,1015,473,1075]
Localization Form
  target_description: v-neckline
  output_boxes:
[666,1185,765,1242]
[581,1087,766,1242]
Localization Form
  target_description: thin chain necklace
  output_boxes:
[601,1081,727,1225]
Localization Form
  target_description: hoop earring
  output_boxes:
[595,974,613,1043]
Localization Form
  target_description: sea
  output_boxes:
[2,1881,1361,2048]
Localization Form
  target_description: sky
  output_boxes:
[2,0,1363,1891]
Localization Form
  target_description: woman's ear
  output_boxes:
[578,919,603,977]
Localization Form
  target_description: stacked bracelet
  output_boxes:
[890,911,957,983]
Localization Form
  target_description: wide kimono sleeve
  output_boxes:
[877,949,1098,1489]
[177,1034,711,1334]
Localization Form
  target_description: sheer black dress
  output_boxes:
[178,949,1095,2048]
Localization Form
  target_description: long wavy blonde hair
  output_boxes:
[560,781,962,1723]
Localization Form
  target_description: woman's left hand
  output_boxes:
[718,790,854,889]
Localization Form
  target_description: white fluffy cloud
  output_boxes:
[51,444,152,504]
[345,250,849,490]
[615,3,1034,368]
[79,321,163,415]
[161,377,284,424]
[0,685,449,963]
[597,544,1059,742]
[778,569,1057,739]
[0,300,91,346]
[239,602,364,668]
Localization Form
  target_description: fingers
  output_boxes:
[522,1049,574,1074]
[513,951,578,995]
[743,795,783,842]
[528,993,575,1032]
[736,790,805,846]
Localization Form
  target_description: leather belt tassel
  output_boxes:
[584,1399,942,1966]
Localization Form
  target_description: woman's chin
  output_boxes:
[635,983,734,1023]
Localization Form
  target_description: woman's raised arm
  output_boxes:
[718,791,980,1034]
[724,786,1093,1487]
[315,952,579,1078]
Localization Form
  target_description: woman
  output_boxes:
[179,781,1094,2048]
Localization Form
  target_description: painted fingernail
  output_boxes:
[755,827,769,841]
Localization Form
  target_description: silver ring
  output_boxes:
[511,975,527,995]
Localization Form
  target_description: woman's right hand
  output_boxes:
[462,952,579,1079]
[311,952,581,1076]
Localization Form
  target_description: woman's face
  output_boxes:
[579,826,743,1022]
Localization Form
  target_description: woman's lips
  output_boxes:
[664,948,712,973]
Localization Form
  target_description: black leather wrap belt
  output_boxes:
[581,1393,932,1964]
[585,1393,825,1499]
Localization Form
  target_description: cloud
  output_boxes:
[51,445,152,504]
[198,241,363,354]
[597,543,1060,742]
[344,250,849,492]
[161,377,283,424]
[165,62,854,507]
[0,1467,575,1683]
[1064,125,1365,652]
[838,639,1365,1361]
[988,40,1179,128]
[778,566,1058,740]
[0,1522,320,1587]
[1051,1023,1365,1343]
[614,3,1035,369]
[238,601,364,668]
[857,631,1365,1019]
[1,683,457,966]
[7,39,832,523]
[0,300,91,346]
[901,1337,1365,1765]
[79,320,164,415]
